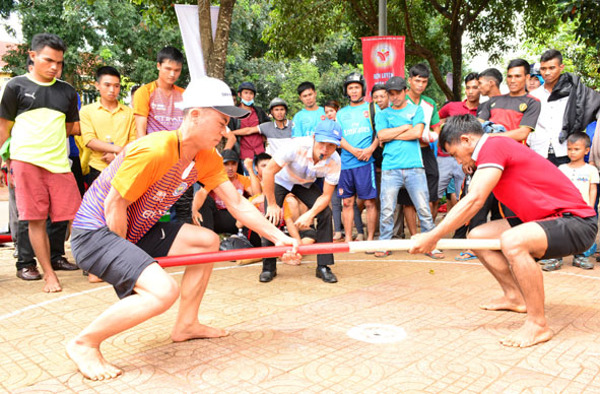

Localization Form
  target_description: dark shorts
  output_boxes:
[299,228,317,241]
[71,221,185,299]
[338,163,378,200]
[508,215,598,259]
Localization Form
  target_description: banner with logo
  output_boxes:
[361,36,405,98]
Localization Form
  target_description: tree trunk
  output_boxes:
[206,0,236,79]
[450,32,463,101]
[198,0,213,74]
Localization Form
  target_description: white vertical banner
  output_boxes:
[174,4,219,79]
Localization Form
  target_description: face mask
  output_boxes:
[242,99,254,106]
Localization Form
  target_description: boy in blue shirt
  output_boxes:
[375,76,436,257]
[292,81,326,137]
[337,72,379,243]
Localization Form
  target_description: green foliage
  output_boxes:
[559,0,600,48]
[523,20,600,89]
[224,0,364,115]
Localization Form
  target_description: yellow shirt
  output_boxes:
[80,101,136,171]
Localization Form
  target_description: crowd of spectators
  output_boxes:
[2,33,600,293]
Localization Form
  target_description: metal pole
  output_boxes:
[379,0,388,36]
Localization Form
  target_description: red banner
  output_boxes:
[361,36,405,99]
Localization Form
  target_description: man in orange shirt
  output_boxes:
[133,46,185,137]
[67,77,298,381]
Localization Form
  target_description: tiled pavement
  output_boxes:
[1,238,600,393]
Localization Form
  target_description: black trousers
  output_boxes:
[16,219,68,270]
[198,194,238,234]
[262,183,333,272]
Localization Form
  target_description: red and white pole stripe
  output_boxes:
[156,238,501,268]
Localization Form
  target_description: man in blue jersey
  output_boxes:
[291,81,326,137]
[336,73,379,242]
[374,76,435,257]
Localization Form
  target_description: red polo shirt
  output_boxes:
[438,100,478,156]
[474,135,595,222]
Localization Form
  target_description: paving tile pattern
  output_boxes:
[1,242,599,393]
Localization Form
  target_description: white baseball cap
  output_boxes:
[177,77,250,118]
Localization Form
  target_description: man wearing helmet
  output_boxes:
[336,72,379,242]
[233,97,293,156]
[232,82,270,162]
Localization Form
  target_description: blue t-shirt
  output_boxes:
[336,102,376,170]
[375,103,425,170]
[292,107,326,137]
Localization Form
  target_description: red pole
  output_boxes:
[157,242,350,268]
[0,234,12,244]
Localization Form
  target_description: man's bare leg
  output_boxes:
[29,219,61,292]
[403,205,417,236]
[470,220,553,347]
[363,198,377,241]
[342,196,356,243]
[499,222,552,347]
[67,263,179,380]
[431,200,439,221]
[169,224,228,341]
[468,220,526,313]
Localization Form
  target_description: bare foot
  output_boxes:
[88,273,103,283]
[43,272,62,293]
[500,320,553,348]
[479,296,526,313]
[66,339,122,380]
[172,322,229,342]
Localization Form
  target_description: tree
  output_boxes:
[559,0,600,48]
[264,0,557,100]
[137,0,237,79]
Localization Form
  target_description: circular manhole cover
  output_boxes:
[346,323,407,344]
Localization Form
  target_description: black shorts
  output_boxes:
[71,221,184,299]
[508,215,598,259]
[398,147,439,205]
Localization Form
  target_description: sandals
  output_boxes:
[425,249,445,260]
[541,258,563,271]
[375,250,391,258]
[455,251,477,261]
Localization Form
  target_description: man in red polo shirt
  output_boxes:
[436,72,480,209]
[411,114,597,348]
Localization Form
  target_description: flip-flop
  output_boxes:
[454,251,478,261]
[375,251,391,258]
[425,249,445,260]
[365,251,375,255]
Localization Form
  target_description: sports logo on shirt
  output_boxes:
[519,103,527,112]
[364,110,369,118]
[321,115,326,121]
[173,182,188,196]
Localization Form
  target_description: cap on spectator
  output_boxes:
[221,149,239,163]
[314,119,342,146]
[237,81,256,94]
[385,76,407,92]
[177,77,250,118]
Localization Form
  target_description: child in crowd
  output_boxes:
[552,133,598,270]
